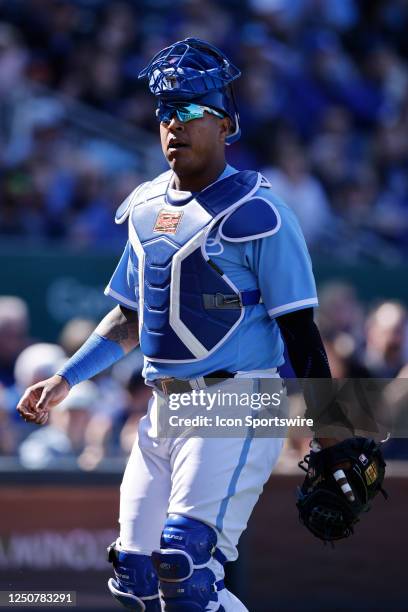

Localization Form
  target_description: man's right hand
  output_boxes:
[16,375,71,426]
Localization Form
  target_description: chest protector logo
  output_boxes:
[116,170,279,363]
[154,210,183,234]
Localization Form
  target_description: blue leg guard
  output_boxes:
[151,515,227,611]
[107,539,161,611]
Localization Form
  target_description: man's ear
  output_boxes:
[219,116,232,143]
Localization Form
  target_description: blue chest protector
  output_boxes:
[116,170,279,363]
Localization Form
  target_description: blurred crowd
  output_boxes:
[0,1,408,258]
[1,285,408,470]
[0,294,149,469]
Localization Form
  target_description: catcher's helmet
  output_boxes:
[138,38,241,144]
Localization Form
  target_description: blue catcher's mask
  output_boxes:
[139,38,241,144]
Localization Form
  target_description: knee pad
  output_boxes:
[107,539,161,611]
[151,514,227,611]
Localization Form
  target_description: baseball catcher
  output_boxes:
[17,36,387,611]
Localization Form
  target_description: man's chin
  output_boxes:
[167,155,193,175]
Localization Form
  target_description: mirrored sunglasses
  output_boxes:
[156,102,225,124]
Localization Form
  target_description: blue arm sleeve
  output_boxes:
[56,332,125,387]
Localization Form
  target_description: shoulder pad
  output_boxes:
[115,182,150,224]
[197,170,260,215]
[219,195,281,242]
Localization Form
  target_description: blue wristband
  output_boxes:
[57,332,125,387]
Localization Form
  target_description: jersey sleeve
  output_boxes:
[104,241,139,311]
[249,201,318,318]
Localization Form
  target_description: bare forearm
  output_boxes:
[95,305,139,353]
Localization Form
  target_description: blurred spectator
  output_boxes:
[67,160,114,246]
[78,371,150,470]
[0,2,406,257]
[14,342,66,389]
[316,282,365,347]
[364,301,408,378]
[332,164,379,228]
[59,317,96,357]
[262,142,333,246]
[0,23,27,94]
[309,105,358,197]
[6,342,67,444]
[0,296,30,387]
[5,97,65,166]
[19,380,99,469]
[323,333,370,378]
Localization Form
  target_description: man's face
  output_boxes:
[159,105,230,178]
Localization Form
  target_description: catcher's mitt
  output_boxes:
[296,437,387,542]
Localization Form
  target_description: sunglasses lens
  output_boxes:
[156,103,205,123]
[176,104,205,122]
[156,107,173,123]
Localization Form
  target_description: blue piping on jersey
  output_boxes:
[215,380,259,532]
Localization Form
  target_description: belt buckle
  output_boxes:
[214,293,225,308]
[160,377,174,395]
[215,293,241,308]
[225,294,242,307]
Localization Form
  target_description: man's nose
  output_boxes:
[168,115,184,131]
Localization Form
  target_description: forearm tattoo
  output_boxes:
[97,306,139,351]
[105,317,138,345]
